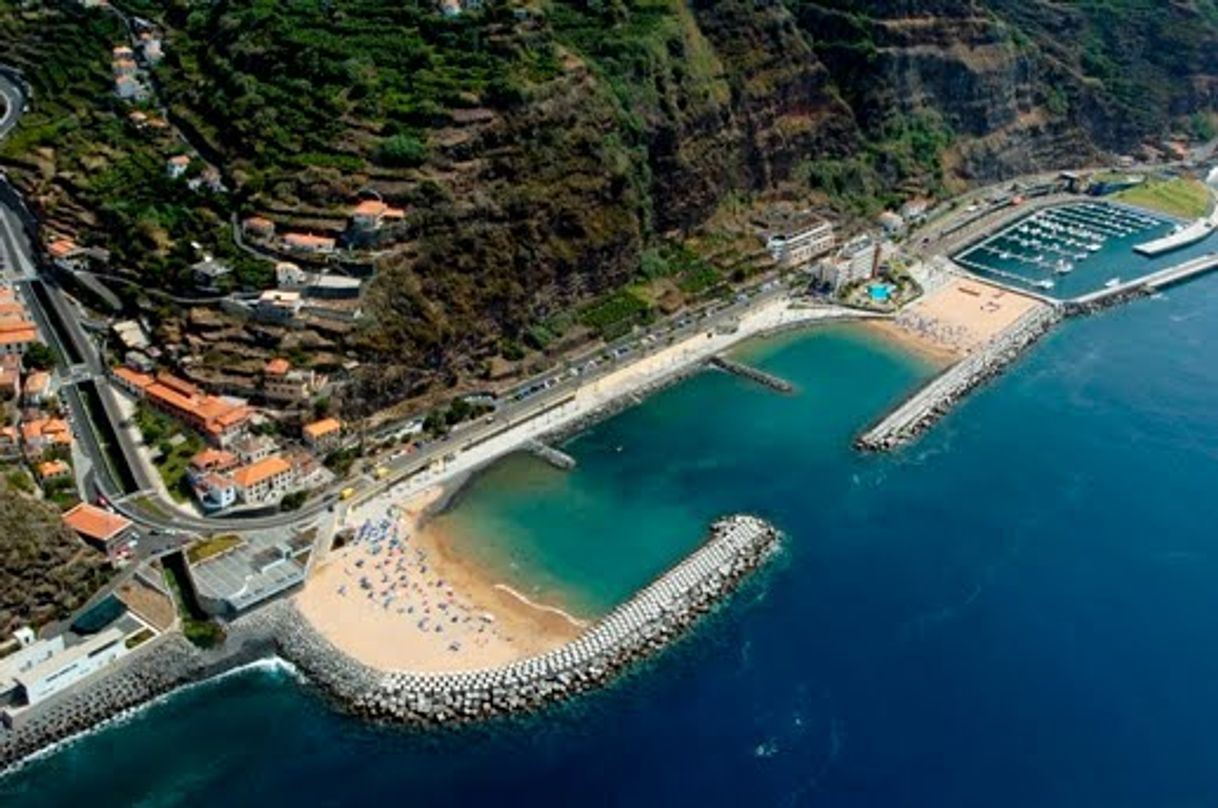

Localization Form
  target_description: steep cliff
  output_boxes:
[5,0,1218,409]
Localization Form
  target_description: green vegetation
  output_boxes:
[23,343,57,371]
[134,404,203,499]
[1115,177,1213,219]
[186,534,243,565]
[0,485,111,637]
[125,627,155,649]
[579,290,651,341]
[163,560,226,649]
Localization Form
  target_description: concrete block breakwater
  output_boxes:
[856,306,1060,452]
[278,515,782,725]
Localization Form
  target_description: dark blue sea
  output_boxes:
[6,281,1218,806]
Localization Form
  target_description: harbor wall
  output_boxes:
[856,305,1061,452]
[277,515,782,725]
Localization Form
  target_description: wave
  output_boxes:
[0,656,303,778]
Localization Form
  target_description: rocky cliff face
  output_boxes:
[8,0,1218,407]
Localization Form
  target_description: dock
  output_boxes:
[1067,252,1218,314]
[856,305,1060,452]
[526,440,576,470]
[1133,217,1215,257]
[707,355,794,393]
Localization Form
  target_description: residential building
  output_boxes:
[350,199,406,231]
[232,434,277,465]
[36,459,71,484]
[187,448,240,482]
[254,290,302,323]
[0,320,38,356]
[191,257,232,289]
[194,472,237,512]
[124,351,155,373]
[62,504,137,557]
[111,366,154,398]
[306,274,362,299]
[22,371,50,406]
[0,633,63,708]
[814,235,882,293]
[765,219,835,269]
[900,198,931,224]
[111,319,151,352]
[282,233,336,255]
[166,154,190,179]
[242,216,275,239]
[112,45,134,60]
[111,58,137,77]
[21,417,71,457]
[878,210,906,236]
[138,32,163,64]
[263,368,320,405]
[230,455,295,504]
[264,357,291,377]
[136,372,253,447]
[47,238,82,265]
[274,262,307,288]
[302,417,342,451]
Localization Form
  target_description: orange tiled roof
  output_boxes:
[63,503,131,542]
[113,366,155,390]
[37,460,70,479]
[48,239,79,258]
[231,455,291,488]
[24,371,49,394]
[190,448,238,471]
[0,327,36,346]
[302,417,341,440]
[283,233,335,250]
[264,358,290,376]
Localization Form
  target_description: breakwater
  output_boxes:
[278,514,782,725]
[707,356,794,393]
[0,620,279,770]
[856,305,1060,452]
[526,440,577,470]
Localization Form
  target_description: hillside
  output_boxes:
[3,0,1218,412]
[0,487,111,638]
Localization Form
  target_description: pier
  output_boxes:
[277,515,782,726]
[1067,252,1218,314]
[707,355,794,393]
[526,440,577,470]
[856,306,1060,452]
[1133,216,1216,257]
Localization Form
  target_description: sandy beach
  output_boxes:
[296,486,585,672]
[887,276,1047,356]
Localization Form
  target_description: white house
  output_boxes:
[3,628,126,720]
[231,455,295,504]
[166,154,191,179]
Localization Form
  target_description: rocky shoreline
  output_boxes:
[277,514,782,725]
[0,514,780,768]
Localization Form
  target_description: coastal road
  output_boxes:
[0,61,808,539]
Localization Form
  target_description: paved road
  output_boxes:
[0,66,796,537]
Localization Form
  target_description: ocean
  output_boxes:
[6,283,1218,806]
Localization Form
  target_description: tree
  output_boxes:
[24,343,56,371]
[376,133,427,167]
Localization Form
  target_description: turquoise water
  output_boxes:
[438,324,936,617]
[8,283,1218,805]
[955,201,1218,298]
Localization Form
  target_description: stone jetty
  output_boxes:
[856,305,1060,452]
[526,439,577,470]
[278,514,782,725]
[707,355,794,393]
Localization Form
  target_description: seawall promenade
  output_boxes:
[279,515,782,725]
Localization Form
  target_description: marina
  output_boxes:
[953,201,1186,298]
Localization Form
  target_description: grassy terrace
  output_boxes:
[1115,177,1213,220]
[186,534,243,565]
